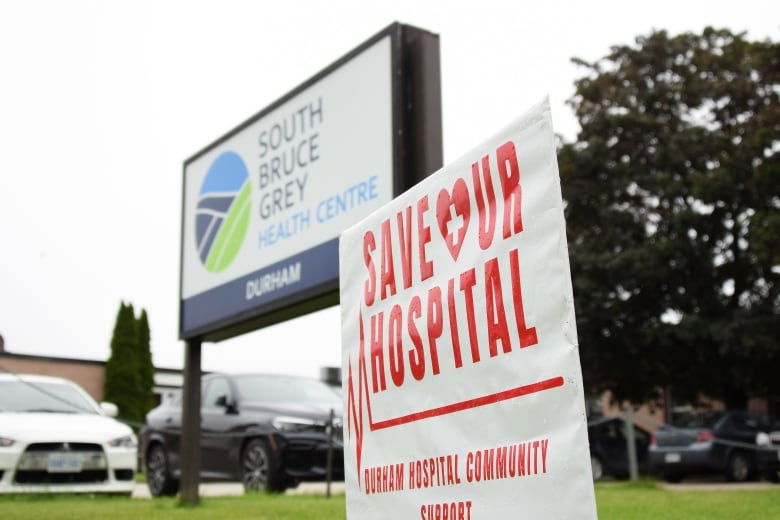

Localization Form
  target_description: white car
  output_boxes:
[0,373,138,495]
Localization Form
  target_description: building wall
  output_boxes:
[592,390,772,431]
[0,353,107,402]
[592,391,667,431]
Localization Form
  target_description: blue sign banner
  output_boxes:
[181,239,338,335]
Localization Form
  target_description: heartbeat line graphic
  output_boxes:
[345,310,372,488]
[345,309,564,488]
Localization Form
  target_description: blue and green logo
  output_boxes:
[195,151,251,273]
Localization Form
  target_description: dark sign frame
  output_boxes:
[178,22,442,342]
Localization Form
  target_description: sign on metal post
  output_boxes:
[340,98,597,518]
[176,22,442,505]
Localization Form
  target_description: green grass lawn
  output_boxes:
[0,492,343,520]
[596,480,780,519]
[0,481,777,519]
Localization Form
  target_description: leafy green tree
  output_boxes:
[558,27,780,409]
[104,302,142,423]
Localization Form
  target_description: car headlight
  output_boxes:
[756,432,771,447]
[108,434,138,448]
[272,416,327,434]
[0,436,15,447]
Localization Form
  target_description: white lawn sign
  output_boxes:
[340,97,597,519]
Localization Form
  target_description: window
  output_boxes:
[203,377,231,408]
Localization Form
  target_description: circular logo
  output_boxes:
[195,151,251,272]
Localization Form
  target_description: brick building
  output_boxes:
[0,342,182,405]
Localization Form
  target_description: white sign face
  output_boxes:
[339,98,597,518]
[180,36,394,336]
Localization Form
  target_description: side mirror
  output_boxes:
[215,395,238,413]
[100,401,119,417]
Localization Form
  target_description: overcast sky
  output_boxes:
[1,0,776,379]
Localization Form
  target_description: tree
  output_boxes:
[136,309,155,417]
[558,28,780,409]
[104,302,156,427]
[104,302,142,423]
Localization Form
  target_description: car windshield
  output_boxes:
[233,375,342,408]
[0,380,98,414]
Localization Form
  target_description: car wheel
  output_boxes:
[663,473,683,483]
[726,451,752,482]
[590,454,604,481]
[146,443,180,497]
[242,438,284,492]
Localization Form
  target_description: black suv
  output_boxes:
[140,373,344,496]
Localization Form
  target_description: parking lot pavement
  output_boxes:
[659,481,777,491]
[132,481,345,499]
[132,483,245,499]
[286,482,346,495]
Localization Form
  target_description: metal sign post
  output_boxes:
[180,339,201,505]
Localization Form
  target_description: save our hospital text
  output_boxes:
[358,141,539,393]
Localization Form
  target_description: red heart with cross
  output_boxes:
[436,178,471,261]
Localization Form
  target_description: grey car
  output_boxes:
[649,410,780,483]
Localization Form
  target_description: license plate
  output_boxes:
[48,453,82,473]
[664,453,681,463]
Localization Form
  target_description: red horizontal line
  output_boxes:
[370,376,564,431]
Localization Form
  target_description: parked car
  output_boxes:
[0,373,138,495]
[140,372,344,496]
[588,416,651,481]
[649,410,780,483]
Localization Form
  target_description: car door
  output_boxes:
[720,412,768,463]
[153,394,183,472]
[600,420,629,475]
[592,419,649,477]
[200,376,239,478]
